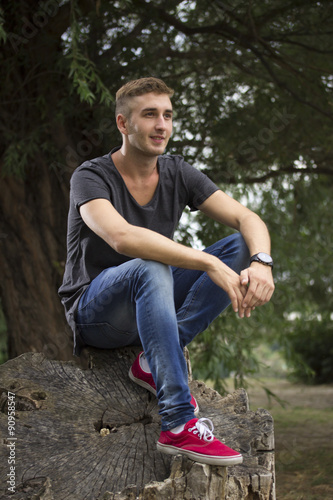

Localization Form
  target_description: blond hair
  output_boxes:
[115,77,174,117]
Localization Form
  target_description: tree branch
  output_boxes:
[132,0,333,120]
[231,165,333,184]
[39,0,96,43]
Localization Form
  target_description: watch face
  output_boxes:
[257,252,272,264]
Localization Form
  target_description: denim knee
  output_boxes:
[226,233,250,272]
[234,232,250,258]
[137,260,174,290]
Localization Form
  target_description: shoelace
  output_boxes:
[188,418,215,442]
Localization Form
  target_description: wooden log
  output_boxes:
[0,347,275,499]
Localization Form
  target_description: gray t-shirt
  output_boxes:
[58,147,219,353]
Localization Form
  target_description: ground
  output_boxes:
[246,378,333,500]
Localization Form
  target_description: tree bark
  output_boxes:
[0,347,275,499]
[0,0,101,361]
[0,162,73,361]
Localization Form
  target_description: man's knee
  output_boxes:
[139,260,172,282]
[229,233,250,270]
[234,232,249,255]
[212,233,250,273]
[135,260,175,304]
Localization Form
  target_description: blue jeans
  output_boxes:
[76,233,250,430]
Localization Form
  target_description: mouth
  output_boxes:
[150,135,165,144]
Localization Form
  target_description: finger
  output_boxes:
[248,282,275,308]
[229,290,240,315]
[238,304,246,318]
[228,282,248,317]
[229,287,244,317]
[244,306,252,318]
[242,282,258,308]
[237,286,248,318]
[256,281,275,305]
[265,283,275,302]
[240,269,249,286]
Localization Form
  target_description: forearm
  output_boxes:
[113,224,220,272]
[238,212,271,257]
[79,197,261,317]
[199,191,271,257]
[114,224,249,316]
[80,198,221,274]
[238,212,275,311]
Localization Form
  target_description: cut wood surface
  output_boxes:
[0,347,275,499]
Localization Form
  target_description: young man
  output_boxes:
[59,77,274,466]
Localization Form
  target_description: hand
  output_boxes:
[239,262,275,311]
[207,259,252,318]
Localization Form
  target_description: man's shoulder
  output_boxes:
[159,153,195,174]
[75,152,112,173]
[159,153,198,179]
[159,152,185,165]
[70,153,116,192]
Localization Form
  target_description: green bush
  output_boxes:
[286,318,333,384]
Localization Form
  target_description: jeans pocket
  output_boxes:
[76,322,140,349]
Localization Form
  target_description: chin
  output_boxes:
[145,146,165,156]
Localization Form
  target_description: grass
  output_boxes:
[204,374,333,499]
[247,378,333,500]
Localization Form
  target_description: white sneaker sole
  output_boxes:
[128,367,157,395]
[156,441,243,466]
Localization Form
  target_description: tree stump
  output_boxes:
[0,347,275,499]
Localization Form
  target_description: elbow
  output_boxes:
[109,226,133,255]
[113,239,129,255]
[240,210,265,228]
[111,234,127,255]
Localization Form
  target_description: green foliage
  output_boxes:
[1,0,333,382]
[2,0,333,179]
[66,1,113,106]
[188,294,281,393]
[190,311,264,394]
[187,171,333,388]
[0,7,6,43]
[2,132,40,177]
[284,317,333,384]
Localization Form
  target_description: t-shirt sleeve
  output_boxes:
[71,163,111,211]
[181,160,219,210]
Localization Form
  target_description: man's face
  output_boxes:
[124,92,173,157]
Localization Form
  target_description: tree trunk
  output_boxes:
[0,0,99,362]
[0,347,275,499]
[0,162,73,361]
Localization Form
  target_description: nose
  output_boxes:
[155,114,167,130]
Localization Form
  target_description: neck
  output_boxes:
[112,146,158,179]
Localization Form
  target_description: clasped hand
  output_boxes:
[237,263,275,318]
[207,259,275,318]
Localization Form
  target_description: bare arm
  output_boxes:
[80,198,249,316]
[198,190,275,311]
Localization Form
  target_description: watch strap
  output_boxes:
[250,253,273,268]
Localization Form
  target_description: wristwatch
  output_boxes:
[250,252,273,268]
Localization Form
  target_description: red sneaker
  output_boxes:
[129,352,199,415]
[157,417,243,466]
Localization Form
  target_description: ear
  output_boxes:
[116,113,129,135]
